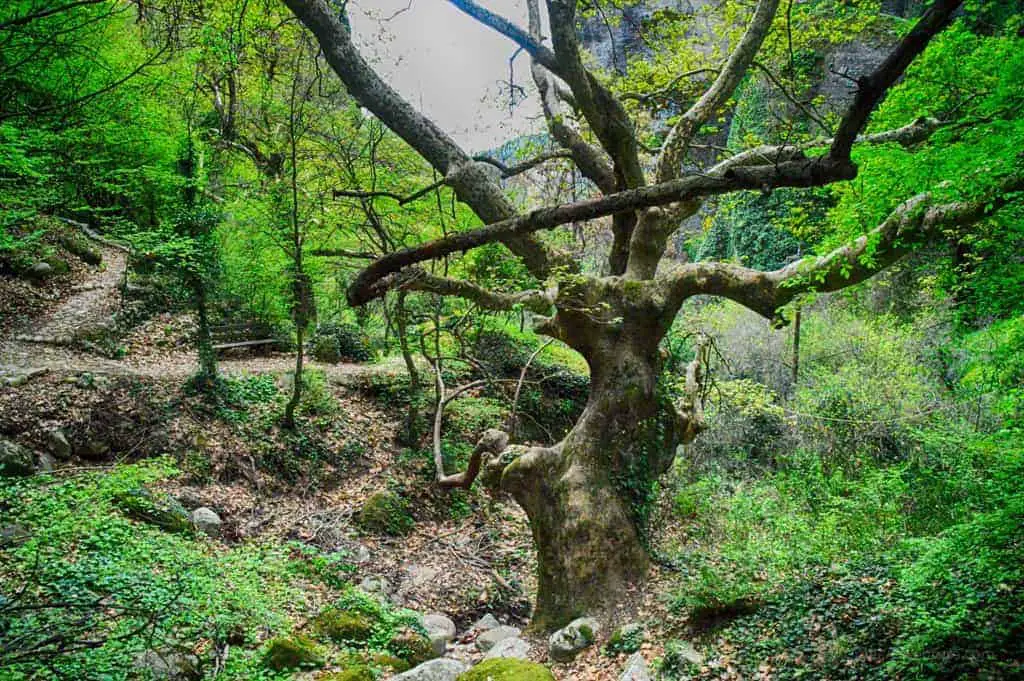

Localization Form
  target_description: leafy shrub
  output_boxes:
[315,322,373,363]
[689,379,792,473]
[0,460,345,678]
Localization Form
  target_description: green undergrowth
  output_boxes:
[0,459,424,679]
[660,308,1024,678]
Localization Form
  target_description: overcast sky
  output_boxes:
[349,0,545,153]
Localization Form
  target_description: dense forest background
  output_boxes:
[0,0,1022,679]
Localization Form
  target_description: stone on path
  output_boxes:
[476,625,521,652]
[483,636,531,660]
[422,613,457,656]
[619,652,652,681]
[190,507,222,538]
[548,617,600,662]
[391,658,468,681]
[472,613,501,631]
[44,428,72,460]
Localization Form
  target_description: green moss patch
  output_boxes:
[457,658,555,681]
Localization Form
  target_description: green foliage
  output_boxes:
[315,322,374,363]
[0,459,352,678]
[604,623,644,655]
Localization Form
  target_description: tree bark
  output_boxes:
[499,339,684,628]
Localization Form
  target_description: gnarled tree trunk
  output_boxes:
[497,313,700,628]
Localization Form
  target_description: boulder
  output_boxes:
[36,451,56,473]
[484,637,531,660]
[27,262,54,279]
[619,652,652,681]
[548,617,599,663]
[0,439,35,477]
[133,649,202,681]
[263,634,324,671]
[112,488,192,534]
[190,507,222,538]
[473,613,501,631]
[311,608,376,643]
[392,658,468,681]
[457,658,555,680]
[358,490,414,536]
[422,613,457,656]
[476,625,521,652]
[44,429,72,460]
[389,626,438,666]
[0,523,29,548]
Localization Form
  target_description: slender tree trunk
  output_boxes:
[791,306,801,391]
[284,324,304,428]
[395,291,421,445]
[195,281,217,388]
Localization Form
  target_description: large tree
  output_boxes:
[283,0,1022,628]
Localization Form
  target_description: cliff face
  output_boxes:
[574,1,916,265]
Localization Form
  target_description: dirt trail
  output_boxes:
[0,242,402,384]
[12,244,128,346]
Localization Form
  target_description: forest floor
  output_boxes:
[0,244,685,679]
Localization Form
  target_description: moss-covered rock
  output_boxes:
[263,634,325,671]
[457,659,555,681]
[311,607,377,643]
[112,488,192,534]
[358,490,414,536]
[315,666,374,681]
[369,652,411,672]
[388,626,437,666]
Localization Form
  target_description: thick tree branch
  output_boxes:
[373,267,555,314]
[446,0,563,77]
[662,172,1024,321]
[829,0,962,160]
[348,155,860,305]
[284,0,561,278]
[655,0,781,183]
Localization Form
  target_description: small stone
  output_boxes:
[133,649,202,681]
[28,262,54,279]
[473,613,501,631]
[44,429,72,460]
[391,657,468,681]
[354,544,372,563]
[190,507,222,538]
[619,652,652,681]
[358,575,392,598]
[422,613,457,656]
[36,451,56,473]
[484,636,531,660]
[476,625,521,652]
[406,563,440,588]
[548,617,600,663]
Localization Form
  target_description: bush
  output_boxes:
[314,322,373,363]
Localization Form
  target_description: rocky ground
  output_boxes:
[0,235,696,680]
